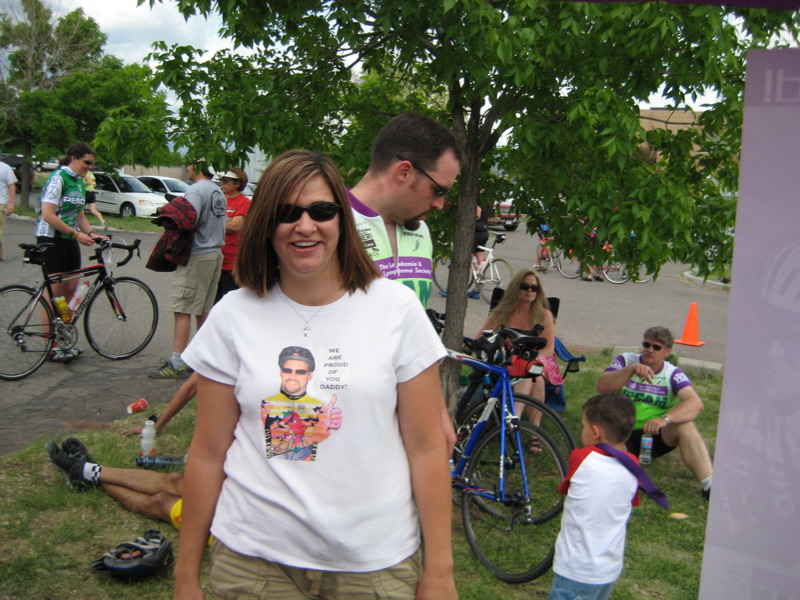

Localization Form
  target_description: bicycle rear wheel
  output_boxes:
[0,285,54,380]
[477,258,513,302]
[456,392,576,460]
[461,422,566,583]
[554,250,581,279]
[603,262,629,284]
[631,264,654,283]
[84,277,158,359]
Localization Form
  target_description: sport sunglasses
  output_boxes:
[641,341,664,351]
[279,202,341,223]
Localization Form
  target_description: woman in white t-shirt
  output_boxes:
[173,150,456,600]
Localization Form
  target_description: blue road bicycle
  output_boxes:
[446,327,568,583]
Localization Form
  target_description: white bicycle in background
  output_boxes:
[433,233,513,303]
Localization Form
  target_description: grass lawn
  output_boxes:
[0,349,719,599]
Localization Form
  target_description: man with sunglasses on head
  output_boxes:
[150,158,226,379]
[597,326,714,500]
[348,112,461,308]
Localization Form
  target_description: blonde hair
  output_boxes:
[488,268,550,330]
[235,150,380,297]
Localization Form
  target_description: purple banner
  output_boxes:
[699,48,800,598]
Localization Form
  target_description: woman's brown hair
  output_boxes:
[235,150,380,297]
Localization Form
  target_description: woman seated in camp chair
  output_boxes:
[477,268,563,446]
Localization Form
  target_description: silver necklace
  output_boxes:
[279,289,335,337]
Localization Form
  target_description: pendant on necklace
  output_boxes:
[303,323,311,337]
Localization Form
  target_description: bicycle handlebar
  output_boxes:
[20,237,143,269]
[88,238,142,267]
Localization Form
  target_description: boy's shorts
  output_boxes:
[168,251,222,315]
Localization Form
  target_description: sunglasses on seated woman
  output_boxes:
[279,202,342,223]
[519,282,539,292]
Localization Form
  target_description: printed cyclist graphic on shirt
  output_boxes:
[260,346,343,461]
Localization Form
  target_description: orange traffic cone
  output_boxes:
[675,302,705,347]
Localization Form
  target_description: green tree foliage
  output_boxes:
[1,1,173,206]
[0,0,105,206]
[141,0,798,381]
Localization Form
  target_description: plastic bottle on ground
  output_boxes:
[639,434,653,466]
[140,420,156,457]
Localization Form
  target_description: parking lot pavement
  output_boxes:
[0,216,729,455]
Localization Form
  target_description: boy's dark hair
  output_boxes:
[583,392,636,444]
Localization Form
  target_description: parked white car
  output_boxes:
[93,173,168,218]
[137,175,190,197]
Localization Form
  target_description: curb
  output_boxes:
[675,357,724,376]
[681,270,731,291]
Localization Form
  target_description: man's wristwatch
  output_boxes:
[661,413,671,424]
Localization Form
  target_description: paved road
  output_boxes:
[428,225,730,362]
[0,216,730,455]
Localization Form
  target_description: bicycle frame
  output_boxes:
[19,240,141,346]
[447,349,533,505]
[38,263,111,328]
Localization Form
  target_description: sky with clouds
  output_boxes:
[59,0,229,65]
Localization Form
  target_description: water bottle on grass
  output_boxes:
[639,434,653,466]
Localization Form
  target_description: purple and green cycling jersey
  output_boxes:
[348,190,433,307]
[605,353,692,429]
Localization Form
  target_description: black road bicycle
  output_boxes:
[0,238,158,380]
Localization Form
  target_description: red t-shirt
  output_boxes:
[222,194,251,270]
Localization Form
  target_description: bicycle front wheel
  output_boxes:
[478,258,513,302]
[461,422,567,583]
[84,277,158,359]
[603,262,629,284]
[0,285,54,380]
[432,257,451,292]
[554,250,581,279]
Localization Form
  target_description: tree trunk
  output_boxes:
[440,150,482,412]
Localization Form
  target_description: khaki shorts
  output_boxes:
[209,540,422,600]
[168,251,222,315]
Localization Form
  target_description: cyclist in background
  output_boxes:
[534,221,553,272]
[83,169,107,231]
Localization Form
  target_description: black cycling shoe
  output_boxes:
[61,436,95,464]
[45,440,91,492]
